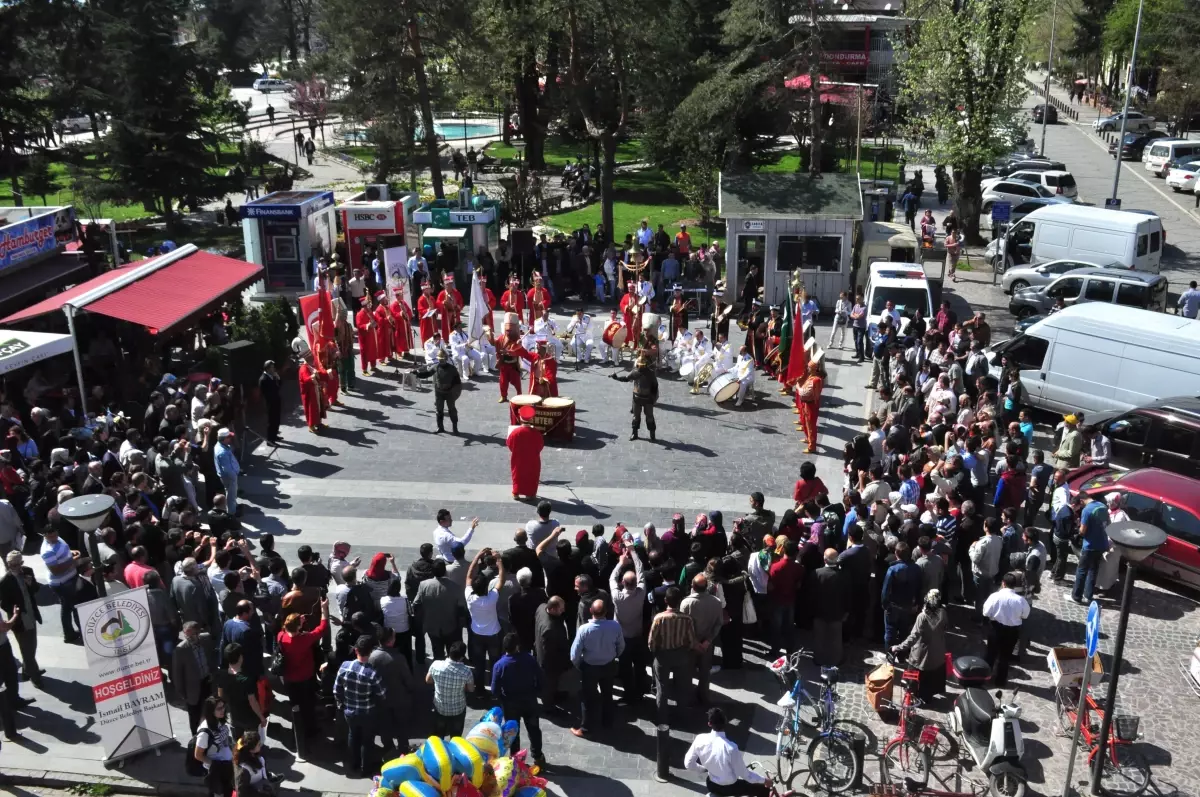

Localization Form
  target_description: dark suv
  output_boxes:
[1088,396,1200,478]
[1069,467,1200,591]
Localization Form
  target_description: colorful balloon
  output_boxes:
[418,736,453,792]
[516,787,547,797]
[379,754,429,791]
[480,707,505,726]
[447,736,486,787]
[397,782,439,797]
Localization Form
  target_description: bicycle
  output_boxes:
[770,651,862,793]
[1054,683,1150,796]
[879,660,955,786]
[870,777,992,797]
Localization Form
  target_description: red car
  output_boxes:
[1068,466,1200,591]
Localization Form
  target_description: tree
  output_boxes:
[23,155,59,205]
[895,0,1036,243]
[80,0,231,233]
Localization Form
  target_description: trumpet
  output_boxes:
[715,305,733,323]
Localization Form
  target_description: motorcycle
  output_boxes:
[948,687,1027,797]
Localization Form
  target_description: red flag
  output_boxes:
[298,289,335,374]
[317,286,336,345]
[784,316,808,386]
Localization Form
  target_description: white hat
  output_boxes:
[712,290,724,298]
[900,504,919,514]
[217,427,233,440]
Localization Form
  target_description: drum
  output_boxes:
[679,359,695,378]
[539,397,576,441]
[709,372,740,404]
[508,394,542,425]
[602,322,627,349]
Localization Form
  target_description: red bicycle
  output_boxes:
[1054,683,1150,796]
[879,660,955,786]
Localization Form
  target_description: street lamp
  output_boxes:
[59,493,116,599]
[1040,0,1059,157]
[1110,0,1146,203]
[513,141,526,164]
[1088,520,1167,795]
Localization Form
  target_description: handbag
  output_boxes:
[741,590,757,624]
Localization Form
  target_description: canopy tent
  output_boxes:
[1,244,263,418]
[0,330,73,375]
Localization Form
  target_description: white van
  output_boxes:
[998,205,1163,274]
[987,303,1200,416]
[1144,139,1200,176]
[864,262,933,331]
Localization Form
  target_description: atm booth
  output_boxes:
[240,190,337,292]
[337,187,421,273]
[412,194,502,286]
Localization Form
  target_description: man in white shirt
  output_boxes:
[566,309,593,365]
[407,252,428,280]
[981,572,1030,687]
[636,220,653,249]
[449,323,485,378]
[684,707,773,797]
[347,268,368,305]
[710,337,734,379]
[433,508,479,562]
[597,310,623,365]
[424,330,447,365]
[734,348,756,407]
[533,308,563,360]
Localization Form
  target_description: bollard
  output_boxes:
[655,723,671,782]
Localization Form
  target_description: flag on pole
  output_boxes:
[784,287,809,386]
[467,267,487,342]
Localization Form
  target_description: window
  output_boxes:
[1137,235,1148,256]
[776,235,841,272]
[1115,282,1149,307]
[1044,175,1059,187]
[1058,175,1077,190]
[1014,202,1042,216]
[1120,491,1160,523]
[1009,221,1034,244]
[1048,277,1084,299]
[1150,230,1161,252]
[1048,261,1085,274]
[1156,424,1198,457]
[1003,334,1049,370]
[1033,184,1055,198]
[1012,185,1037,198]
[1160,503,1200,545]
[1107,412,1151,445]
[1083,278,1116,302]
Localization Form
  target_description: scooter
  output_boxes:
[948,687,1027,797]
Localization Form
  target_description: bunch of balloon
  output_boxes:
[372,708,548,797]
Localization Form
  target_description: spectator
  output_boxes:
[684,707,772,797]
[0,551,42,686]
[379,578,412,667]
[368,626,418,757]
[569,598,623,737]
[982,573,1029,687]
[766,540,803,656]
[881,541,922,648]
[891,589,948,701]
[40,524,82,643]
[1072,492,1111,605]
[194,696,235,797]
[213,429,241,516]
[609,549,648,701]
[426,640,473,738]
[413,559,467,660]
[432,509,478,563]
[648,585,697,723]
[405,543,438,663]
[509,567,548,654]
[680,573,723,704]
[533,596,571,714]
[276,601,329,745]
[491,632,545,768]
[811,548,850,667]
[334,635,387,775]
[217,643,265,742]
[466,547,505,694]
[969,519,1004,618]
[233,730,274,797]
[173,622,213,734]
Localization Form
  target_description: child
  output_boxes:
[1025,450,1051,529]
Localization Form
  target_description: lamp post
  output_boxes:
[1110,0,1146,203]
[1040,0,1059,157]
[1087,520,1166,795]
[59,493,117,599]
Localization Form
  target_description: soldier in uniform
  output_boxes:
[610,355,659,442]
[710,289,732,340]
[432,348,461,435]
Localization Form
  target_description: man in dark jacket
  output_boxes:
[0,552,42,685]
[432,349,462,434]
[405,543,438,663]
[533,596,571,713]
[259,360,283,444]
[812,549,850,666]
[611,355,659,441]
[836,525,872,641]
[509,568,548,653]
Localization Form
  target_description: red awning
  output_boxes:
[1,250,263,334]
[784,74,874,106]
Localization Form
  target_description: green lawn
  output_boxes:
[486,136,644,169]
[543,167,724,247]
[757,148,902,181]
[329,146,377,163]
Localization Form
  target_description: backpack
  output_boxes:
[185,726,216,778]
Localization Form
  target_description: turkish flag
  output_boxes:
[784,319,808,386]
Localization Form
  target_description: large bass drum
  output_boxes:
[602,322,627,349]
[709,372,740,404]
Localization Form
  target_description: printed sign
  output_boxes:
[741,220,766,232]
[991,202,1012,223]
[0,213,60,271]
[450,208,494,225]
[77,588,174,762]
[825,52,870,66]
[241,204,301,220]
[0,338,31,360]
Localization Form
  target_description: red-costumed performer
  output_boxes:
[437,273,464,340]
[354,296,378,374]
[416,282,439,346]
[372,291,394,363]
[526,272,550,327]
[496,319,536,402]
[298,353,324,432]
[389,288,414,357]
[796,359,825,454]
[528,336,559,398]
[507,405,544,500]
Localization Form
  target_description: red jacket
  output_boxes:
[277,617,328,683]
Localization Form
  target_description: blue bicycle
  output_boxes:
[771,650,863,793]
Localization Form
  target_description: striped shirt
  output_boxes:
[40,537,76,586]
[648,609,696,653]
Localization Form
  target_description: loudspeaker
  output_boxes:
[510,228,535,256]
[218,340,260,386]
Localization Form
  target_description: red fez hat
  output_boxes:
[518,405,536,422]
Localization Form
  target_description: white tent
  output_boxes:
[0,329,74,375]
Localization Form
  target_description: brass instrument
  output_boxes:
[766,343,783,369]
[690,361,715,394]
[714,305,733,323]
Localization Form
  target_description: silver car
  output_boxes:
[1002,258,1126,294]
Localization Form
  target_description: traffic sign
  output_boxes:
[1086,601,1102,657]
[1105,198,1122,210]
[991,202,1012,222]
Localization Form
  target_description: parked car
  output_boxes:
[992,158,1067,177]
[1007,266,1168,319]
[1165,161,1200,192]
[1144,139,1200,177]
[1001,258,1126,294]
[1107,130,1171,160]
[57,112,105,134]
[1068,466,1200,590]
[1093,110,1156,133]
[1086,396,1200,478]
[252,77,291,93]
[983,169,1077,199]
[980,179,1073,214]
[988,205,1165,274]
[1031,104,1058,124]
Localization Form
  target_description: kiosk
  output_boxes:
[412,193,502,285]
[240,190,336,292]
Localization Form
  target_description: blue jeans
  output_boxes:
[883,605,914,648]
[1073,548,1105,603]
[853,327,867,359]
[154,624,176,658]
[344,709,375,772]
[220,474,238,513]
[51,577,81,639]
[767,603,795,655]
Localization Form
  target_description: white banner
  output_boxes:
[78,588,174,762]
[467,267,487,341]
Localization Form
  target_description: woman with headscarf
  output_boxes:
[696,510,728,562]
[664,513,689,565]
[890,588,948,701]
[774,509,802,542]
[746,535,776,641]
[364,551,399,612]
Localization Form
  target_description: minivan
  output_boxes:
[1087,396,1200,478]
[987,303,1200,416]
[864,262,933,331]
[1008,267,1168,318]
[253,77,291,93]
[1145,140,1200,176]
[994,204,1164,273]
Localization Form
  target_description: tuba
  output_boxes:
[690,361,715,394]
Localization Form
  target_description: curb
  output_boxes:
[0,767,207,796]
